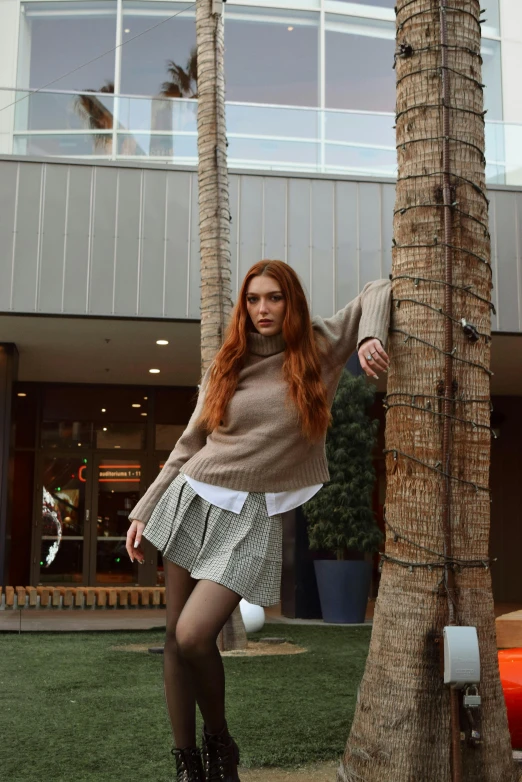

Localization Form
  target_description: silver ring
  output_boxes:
[366,354,373,361]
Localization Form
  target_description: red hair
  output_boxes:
[197,260,331,441]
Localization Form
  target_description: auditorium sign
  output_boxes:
[99,467,141,482]
[78,465,141,483]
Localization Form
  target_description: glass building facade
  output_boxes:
[3,0,512,181]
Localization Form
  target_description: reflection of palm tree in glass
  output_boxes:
[161,47,198,99]
[42,487,63,567]
[151,48,198,149]
[74,81,114,153]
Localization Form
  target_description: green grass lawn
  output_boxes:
[0,623,371,781]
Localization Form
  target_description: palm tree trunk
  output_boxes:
[339,2,519,780]
[196,0,233,370]
[195,0,247,652]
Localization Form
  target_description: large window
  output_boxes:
[325,15,395,112]
[325,14,502,119]
[224,7,320,107]
[118,0,197,152]
[18,1,117,92]
[121,2,196,97]
[16,1,117,150]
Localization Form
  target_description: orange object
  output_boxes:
[499,649,522,749]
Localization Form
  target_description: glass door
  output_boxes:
[35,453,91,584]
[90,456,143,585]
[34,453,144,585]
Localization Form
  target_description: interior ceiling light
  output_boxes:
[17,392,27,397]
[103,427,108,432]
[143,396,148,400]
[149,368,160,374]
[101,408,106,412]
[288,26,294,31]
[132,403,141,408]
[141,412,147,416]
[124,28,130,33]
[156,339,169,345]
[114,445,121,449]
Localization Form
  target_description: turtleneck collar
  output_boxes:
[247,330,286,357]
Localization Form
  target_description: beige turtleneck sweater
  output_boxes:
[129,278,392,526]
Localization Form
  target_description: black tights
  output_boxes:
[163,559,242,749]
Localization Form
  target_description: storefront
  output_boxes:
[9,381,198,589]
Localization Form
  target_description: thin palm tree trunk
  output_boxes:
[196,0,233,371]
[339,2,519,780]
[195,0,247,652]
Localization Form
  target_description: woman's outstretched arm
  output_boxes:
[312,278,392,367]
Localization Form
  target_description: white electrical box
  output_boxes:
[443,626,481,688]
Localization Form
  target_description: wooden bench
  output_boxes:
[0,586,166,610]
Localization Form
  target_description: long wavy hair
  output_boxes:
[197,260,332,441]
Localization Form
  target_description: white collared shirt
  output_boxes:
[184,474,322,517]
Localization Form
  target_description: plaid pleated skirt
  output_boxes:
[142,472,283,607]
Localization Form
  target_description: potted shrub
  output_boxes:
[302,369,383,624]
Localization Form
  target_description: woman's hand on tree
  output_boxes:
[126,519,146,564]
[358,337,390,379]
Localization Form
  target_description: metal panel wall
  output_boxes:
[0,157,520,331]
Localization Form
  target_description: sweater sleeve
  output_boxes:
[312,278,392,367]
[128,365,212,527]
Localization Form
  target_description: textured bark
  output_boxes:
[195,0,246,652]
[196,0,233,374]
[339,2,520,781]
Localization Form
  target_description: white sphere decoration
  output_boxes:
[239,599,265,633]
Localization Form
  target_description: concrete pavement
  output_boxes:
[0,607,371,632]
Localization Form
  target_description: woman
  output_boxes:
[126,260,391,782]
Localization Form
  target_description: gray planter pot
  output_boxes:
[314,559,372,624]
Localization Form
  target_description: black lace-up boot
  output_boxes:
[201,720,241,782]
[171,745,205,782]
